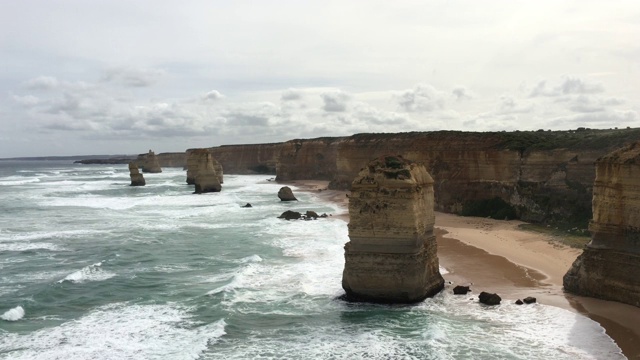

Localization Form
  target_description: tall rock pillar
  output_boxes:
[193,151,222,194]
[140,150,162,173]
[342,156,444,303]
[564,142,640,307]
[129,162,145,186]
[186,149,223,185]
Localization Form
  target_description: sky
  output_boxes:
[1,1,639,157]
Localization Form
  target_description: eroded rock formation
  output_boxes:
[186,149,223,185]
[140,150,162,173]
[193,151,222,194]
[342,156,444,303]
[564,142,640,307]
[128,162,145,186]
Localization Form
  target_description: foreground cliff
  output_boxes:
[342,156,444,303]
[563,142,640,307]
[275,128,640,228]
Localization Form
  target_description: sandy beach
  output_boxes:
[292,180,640,359]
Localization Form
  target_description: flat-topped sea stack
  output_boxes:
[128,162,145,186]
[140,150,162,173]
[193,150,222,194]
[342,156,444,303]
[186,149,223,185]
[564,142,640,307]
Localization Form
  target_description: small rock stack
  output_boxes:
[128,162,145,186]
[342,155,445,303]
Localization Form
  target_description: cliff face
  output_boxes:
[207,143,282,175]
[276,138,341,181]
[193,151,222,194]
[342,156,444,303]
[564,142,640,307]
[155,152,187,168]
[275,129,640,227]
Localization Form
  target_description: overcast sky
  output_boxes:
[1,1,638,157]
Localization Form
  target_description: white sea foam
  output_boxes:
[0,242,63,252]
[1,306,24,321]
[0,176,41,186]
[0,303,226,360]
[58,261,115,283]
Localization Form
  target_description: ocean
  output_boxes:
[0,161,625,359]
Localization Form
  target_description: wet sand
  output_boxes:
[289,180,640,359]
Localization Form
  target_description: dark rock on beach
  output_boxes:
[278,210,302,220]
[523,296,537,304]
[478,291,501,305]
[453,285,471,295]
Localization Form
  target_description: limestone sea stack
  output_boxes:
[342,155,445,303]
[563,142,640,307]
[186,149,223,185]
[140,150,162,173]
[128,162,145,186]
[193,151,222,194]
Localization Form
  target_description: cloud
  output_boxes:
[497,96,534,114]
[529,77,605,97]
[202,90,224,102]
[281,88,302,101]
[396,84,446,112]
[12,94,40,107]
[101,67,165,87]
[452,86,472,101]
[321,91,350,112]
[24,76,60,90]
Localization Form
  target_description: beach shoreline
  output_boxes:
[289,179,640,359]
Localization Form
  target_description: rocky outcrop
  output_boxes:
[342,156,444,303]
[453,285,471,295]
[564,142,640,307]
[277,186,297,201]
[128,163,145,186]
[140,150,162,173]
[186,149,223,185]
[193,151,222,194]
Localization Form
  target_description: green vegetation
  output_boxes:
[518,223,591,249]
[460,197,517,220]
[492,128,640,153]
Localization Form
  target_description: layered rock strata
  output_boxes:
[186,149,223,185]
[140,150,162,173]
[193,151,222,194]
[564,142,640,307]
[128,163,145,186]
[342,156,444,303]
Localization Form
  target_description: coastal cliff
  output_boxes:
[186,149,223,185]
[563,142,640,307]
[342,156,444,303]
[275,128,640,228]
[206,143,281,174]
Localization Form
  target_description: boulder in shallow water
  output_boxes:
[478,291,501,305]
[305,210,319,219]
[523,296,536,304]
[278,210,302,220]
[242,203,252,208]
[278,186,297,201]
[453,285,471,295]
[515,299,524,305]
[129,163,145,186]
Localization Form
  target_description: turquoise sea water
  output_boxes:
[0,161,626,359]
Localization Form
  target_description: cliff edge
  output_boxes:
[563,142,640,307]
